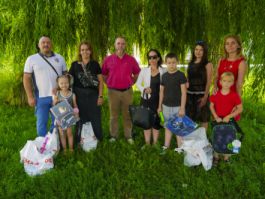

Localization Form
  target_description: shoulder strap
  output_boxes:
[38,53,59,77]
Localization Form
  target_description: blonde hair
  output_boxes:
[220,72,235,81]
[224,34,242,58]
[77,41,93,61]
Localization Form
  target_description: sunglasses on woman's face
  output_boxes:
[148,55,158,60]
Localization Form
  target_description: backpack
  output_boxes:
[211,119,243,154]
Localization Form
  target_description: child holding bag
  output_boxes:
[53,75,79,152]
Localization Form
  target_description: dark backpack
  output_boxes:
[211,119,244,154]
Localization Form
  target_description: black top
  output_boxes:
[69,60,102,89]
[150,73,160,99]
[161,71,187,107]
[187,62,208,92]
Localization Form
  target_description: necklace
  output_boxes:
[224,59,236,71]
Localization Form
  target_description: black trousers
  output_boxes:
[74,87,103,143]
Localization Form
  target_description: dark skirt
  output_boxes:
[74,87,103,141]
[140,97,162,130]
[186,93,210,123]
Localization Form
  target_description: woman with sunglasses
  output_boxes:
[136,49,166,148]
[69,41,104,145]
[186,41,213,130]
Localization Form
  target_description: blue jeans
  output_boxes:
[35,96,55,137]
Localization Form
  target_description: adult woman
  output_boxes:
[214,35,247,96]
[186,41,213,130]
[69,41,104,142]
[136,49,166,147]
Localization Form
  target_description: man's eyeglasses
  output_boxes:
[148,55,158,60]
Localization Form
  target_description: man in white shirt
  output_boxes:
[23,36,67,136]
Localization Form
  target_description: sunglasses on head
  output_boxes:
[148,55,158,60]
[196,40,204,45]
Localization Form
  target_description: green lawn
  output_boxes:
[0,95,264,199]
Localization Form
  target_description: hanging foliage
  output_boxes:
[1,0,265,105]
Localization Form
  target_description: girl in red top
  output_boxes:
[214,35,248,96]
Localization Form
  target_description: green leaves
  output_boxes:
[1,0,265,103]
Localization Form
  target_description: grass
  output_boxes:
[0,93,264,199]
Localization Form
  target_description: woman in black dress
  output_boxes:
[69,41,104,142]
[186,41,213,130]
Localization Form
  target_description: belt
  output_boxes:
[187,90,205,95]
[109,87,131,92]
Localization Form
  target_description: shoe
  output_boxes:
[160,146,168,155]
[174,147,184,154]
[213,157,219,167]
[141,144,150,150]
[109,137,116,143]
[127,138,134,144]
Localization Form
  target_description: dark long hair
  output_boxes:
[189,41,209,66]
[147,49,163,67]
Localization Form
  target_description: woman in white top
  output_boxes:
[136,49,166,147]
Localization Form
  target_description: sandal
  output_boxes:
[213,157,219,167]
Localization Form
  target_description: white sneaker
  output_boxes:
[127,138,134,144]
[174,147,184,154]
[160,146,168,155]
[109,137,116,143]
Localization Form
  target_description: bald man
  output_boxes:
[102,36,140,144]
[23,36,67,136]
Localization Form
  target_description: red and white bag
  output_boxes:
[20,129,59,176]
[80,122,98,152]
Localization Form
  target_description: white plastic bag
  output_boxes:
[181,127,213,171]
[20,140,54,176]
[80,122,98,152]
[45,128,60,156]
[19,129,59,176]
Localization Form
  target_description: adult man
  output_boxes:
[102,36,140,144]
[23,36,67,136]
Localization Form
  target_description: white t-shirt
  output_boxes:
[24,53,67,98]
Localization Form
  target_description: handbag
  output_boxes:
[211,119,244,154]
[129,94,156,129]
[78,62,99,89]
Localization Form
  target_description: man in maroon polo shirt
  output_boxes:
[102,36,140,144]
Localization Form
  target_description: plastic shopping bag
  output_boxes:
[44,128,60,156]
[80,122,98,152]
[181,127,213,171]
[19,129,59,176]
[20,140,54,176]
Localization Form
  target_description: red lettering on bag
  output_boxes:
[45,158,53,163]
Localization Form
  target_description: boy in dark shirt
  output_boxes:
[158,53,187,153]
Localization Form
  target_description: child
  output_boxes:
[158,52,187,153]
[210,72,243,165]
[53,75,79,153]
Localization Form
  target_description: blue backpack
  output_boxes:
[166,115,198,136]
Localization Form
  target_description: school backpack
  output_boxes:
[211,119,244,154]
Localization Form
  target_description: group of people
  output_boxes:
[23,35,247,164]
